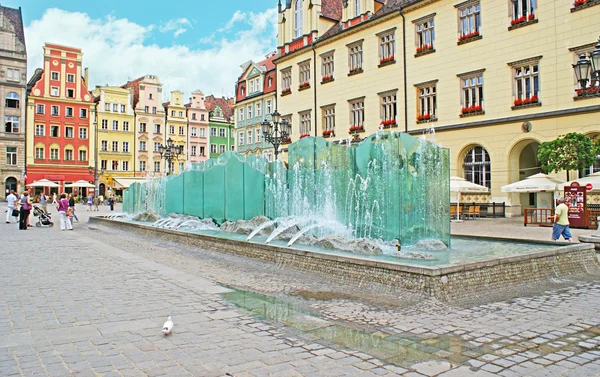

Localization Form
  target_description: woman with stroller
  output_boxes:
[56,193,73,231]
[19,191,32,230]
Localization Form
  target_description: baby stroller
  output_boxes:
[32,205,54,227]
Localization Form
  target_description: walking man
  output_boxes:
[551,196,572,242]
[40,192,48,213]
[5,190,18,223]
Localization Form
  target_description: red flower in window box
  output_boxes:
[510,16,526,26]
[349,125,364,132]
[528,14,535,20]
[380,119,397,128]
[574,0,587,6]
[461,105,483,114]
[298,81,310,90]
[322,129,335,136]
[380,55,395,64]
[530,95,539,103]
[281,88,291,95]
[417,114,432,121]
[321,75,334,83]
[300,133,310,139]
[514,98,523,106]
[458,30,480,42]
[416,44,433,53]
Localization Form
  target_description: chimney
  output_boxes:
[84,67,89,87]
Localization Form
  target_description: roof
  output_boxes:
[321,0,343,20]
[0,5,25,49]
[121,76,145,107]
[205,95,234,121]
[257,52,277,71]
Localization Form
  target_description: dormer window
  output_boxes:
[241,86,245,96]
[294,0,303,39]
[268,77,273,87]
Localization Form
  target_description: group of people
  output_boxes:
[5,190,32,230]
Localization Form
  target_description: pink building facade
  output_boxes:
[186,90,209,163]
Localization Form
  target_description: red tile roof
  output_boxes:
[205,95,234,121]
[121,76,145,107]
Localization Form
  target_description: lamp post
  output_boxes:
[261,110,291,161]
[573,37,600,93]
[158,137,184,174]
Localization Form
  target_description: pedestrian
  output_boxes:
[5,190,18,223]
[20,190,32,227]
[19,191,32,230]
[86,194,93,211]
[68,194,79,223]
[40,192,48,214]
[93,195,99,211]
[52,193,57,204]
[56,193,73,231]
[108,195,115,211]
[551,196,572,242]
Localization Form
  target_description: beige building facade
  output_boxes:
[275,0,600,215]
[163,90,188,174]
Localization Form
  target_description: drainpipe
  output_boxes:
[401,11,408,133]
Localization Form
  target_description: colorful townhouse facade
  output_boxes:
[274,0,600,216]
[234,52,278,161]
[0,4,26,196]
[26,43,95,192]
[163,90,187,174]
[122,75,165,176]
[91,85,136,196]
[186,90,210,164]
[205,95,235,159]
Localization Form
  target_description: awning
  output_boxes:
[113,178,147,189]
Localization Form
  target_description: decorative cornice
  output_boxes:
[414,79,439,88]
[347,96,365,103]
[454,0,479,8]
[319,49,335,57]
[346,38,364,48]
[457,68,486,78]
[376,26,397,37]
[404,0,439,12]
[507,55,543,67]
[569,42,597,53]
[377,88,399,96]
[412,13,436,24]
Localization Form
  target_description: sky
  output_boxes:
[4,0,278,100]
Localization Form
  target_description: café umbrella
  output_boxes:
[26,179,59,188]
[450,176,490,220]
[501,173,565,193]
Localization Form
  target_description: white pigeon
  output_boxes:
[162,316,173,335]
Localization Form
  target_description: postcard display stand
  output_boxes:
[564,183,587,228]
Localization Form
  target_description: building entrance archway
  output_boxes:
[508,139,544,213]
[4,176,17,197]
[99,183,106,197]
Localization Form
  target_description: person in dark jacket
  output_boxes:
[68,194,79,222]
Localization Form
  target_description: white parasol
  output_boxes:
[450,176,489,220]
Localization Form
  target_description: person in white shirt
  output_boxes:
[6,190,18,223]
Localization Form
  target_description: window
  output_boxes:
[152,107,157,114]
[200,128,205,137]
[154,142,160,152]
[7,68,19,82]
[51,87,59,96]
[35,147,44,160]
[123,121,129,132]
[169,125,175,135]
[179,126,184,135]
[192,113,197,120]
[51,106,59,116]
[268,76,273,87]
[101,120,108,130]
[149,93,153,100]
[512,59,540,105]
[459,3,481,39]
[101,140,108,152]
[139,141,146,151]
[50,148,59,160]
[460,73,484,112]
[380,92,397,126]
[239,108,245,121]
[79,128,88,139]
[256,103,262,118]
[511,0,536,23]
[323,106,335,133]
[349,99,364,127]
[35,124,44,136]
[50,125,59,137]
[80,108,87,118]
[123,142,129,153]
[122,161,129,171]
[220,128,226,137]
[282,68,292,91]
[256,128,261,143]
[416,82,437,120]
[121,104,126,113]
[210,127,217,137]
[299,111,311,135]
[112,120,119,131]
[66,107,74,117]
[5,92,19,108]
[267,100,272,115]
[240,86,245,96]
[321,52,334,81]
[249,79,255,93]
[112,141,119,152]
[220,145,226,153]
[463,146,491,189]
[5,147,16,165]
[79,150,87,161]
[67,74,74,83]
[415,18,435,51]
[65,126,74,138]
[238,131,245,146]
[248,105,253,119]
[171,110,176,117]
[65,149,73,161]
[154,124,161,134]
[200,146,205,156]
[378,30,396,62]
[201,114,205,121]
[112,160,119,171]
[36,104,44,114]
[154,161,160,172]
[139,123,147,133]
[140,161,146,172]
[66,89,74,98]
[191,146,197,156]
[299,61,311,86]
[5,116,19,133]
[294,0,303,38]
[355,0,361,16]
[178,111,183,117]
[51,72,59,80]
[348,41,363,73]
[573,49,599,95]
[247,130,253,144]
[210,144,217,154]
[106,103,111,111]
[101,160,107,170]
[113,104,118,112]
[191,127,197,137]
[145,106,149,113]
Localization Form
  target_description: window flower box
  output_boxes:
[281,88,291,96]
[378,55,396,68]
[348,67,363,76]
[508,15,538,30]
[416,114,436,124]
[322,129,335,138]
[575,86,600,100]
[460,105,484,117]
[457,31,482,45]
[298,82,310,91]
[321,75,334,84]
[415,45,435,57]
[572,0,599,11]
[380,119,398,129]
[512,96,541,109]
[349,125,365,133]
[281,137,292,145]
[299,133,310,139]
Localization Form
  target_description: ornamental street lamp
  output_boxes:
[261,110,291,161]
[158,137,184,174]
[573,37,600,91]
[590,37,600,85]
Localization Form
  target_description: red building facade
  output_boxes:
[26,44,95,192]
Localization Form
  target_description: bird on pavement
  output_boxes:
[162,316,173,335]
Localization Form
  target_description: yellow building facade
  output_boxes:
[275,0,600,215]
[163,90,188,174]
[92,86,136,195]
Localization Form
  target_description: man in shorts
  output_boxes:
[551,196,571,242]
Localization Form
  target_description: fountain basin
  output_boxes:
[90,217,600,301]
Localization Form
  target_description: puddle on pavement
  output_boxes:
[222,288,598,368]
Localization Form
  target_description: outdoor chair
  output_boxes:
[466,206,475,219]
[450,206,457,219]
[473,205,481,219]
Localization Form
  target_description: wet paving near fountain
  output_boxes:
[85,220,600,376]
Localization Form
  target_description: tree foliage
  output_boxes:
[537,133,598,174]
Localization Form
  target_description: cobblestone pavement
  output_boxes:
[2,203,600,376]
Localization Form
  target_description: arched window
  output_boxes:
[294,0,303,39]
[5,92,19,108]
[355,0,361,17]
[463,146,491,189]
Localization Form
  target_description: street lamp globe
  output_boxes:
[261,119,271,135]
[573,53,592,89]
[271,110,281,125]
